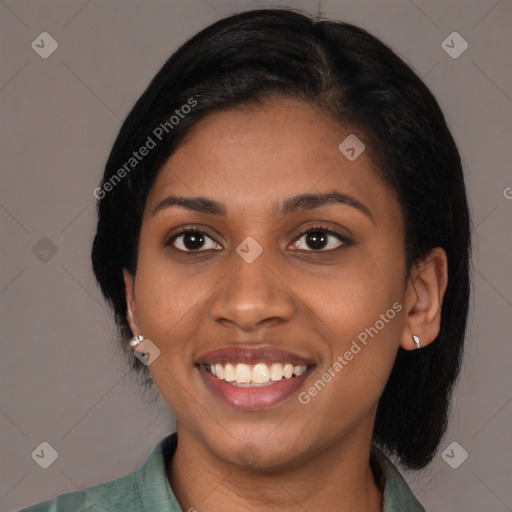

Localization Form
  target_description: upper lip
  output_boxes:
[195,346,315,366]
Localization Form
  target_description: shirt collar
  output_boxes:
[133,432,182,511]
[370,444,426,511]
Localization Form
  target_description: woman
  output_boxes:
[21,8,470,512]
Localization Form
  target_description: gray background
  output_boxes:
[1,0,511,510]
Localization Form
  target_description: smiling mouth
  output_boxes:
[195,346,316,408]
[199,362,315,387]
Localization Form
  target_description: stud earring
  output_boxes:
[130,334,144,348]
[412,335,421,349]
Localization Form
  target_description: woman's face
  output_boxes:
[126,99,410,468]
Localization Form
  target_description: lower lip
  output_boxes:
[198,364,314,410]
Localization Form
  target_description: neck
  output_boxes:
[167,425,383,512]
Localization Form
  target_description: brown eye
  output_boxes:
[168,229,222,252]
[291,227,349,251]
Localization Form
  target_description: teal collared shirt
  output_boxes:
[19,433,425,511]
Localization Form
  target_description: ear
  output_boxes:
[400,247,448,350]
[122,268,141,336]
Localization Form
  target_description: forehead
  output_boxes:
[145,99,399,222]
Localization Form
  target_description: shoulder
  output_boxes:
[17,471,135,512]
[17,434,179,512]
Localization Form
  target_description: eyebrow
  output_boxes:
[151,191,374,222]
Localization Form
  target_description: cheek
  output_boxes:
[300,244,405,407]
[131,239,202,353]
[131,253,207,411]
[298,289,403,439]
[134,265,205,339]
[313,245,405,337]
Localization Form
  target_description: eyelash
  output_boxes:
[165,224,351,253]
[293,224,352,251]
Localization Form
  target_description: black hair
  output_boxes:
[91,8,471,470]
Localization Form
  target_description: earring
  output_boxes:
[130,334,144,348]
[412,335,421,350]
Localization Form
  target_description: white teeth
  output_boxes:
[270,363,283,381]
[207,362,308,385]
[215,364,224,379]
[224,363,236,382]
[252,363,270,384]
[235,363,252,383]
[283,364,293,378]
[293,365,306,376]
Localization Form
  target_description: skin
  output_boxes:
[123,98,448,512]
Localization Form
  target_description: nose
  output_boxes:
[209,248,295,332]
